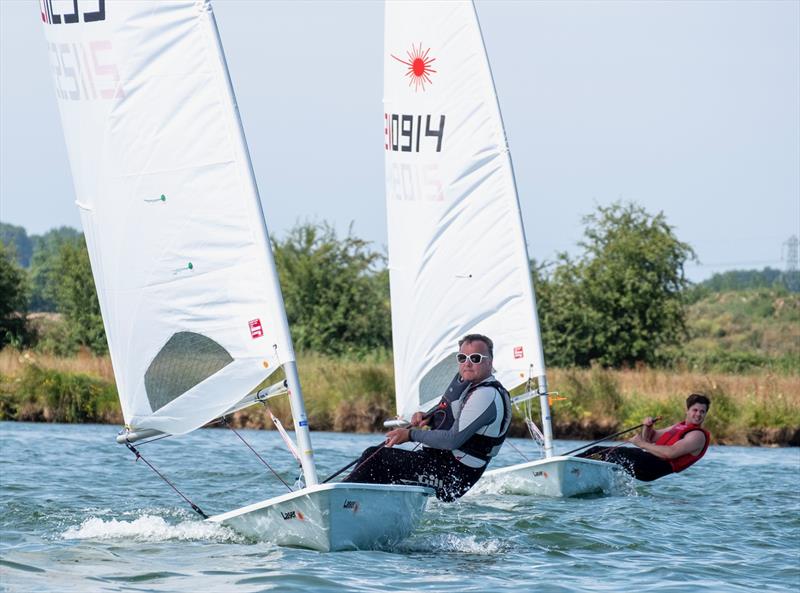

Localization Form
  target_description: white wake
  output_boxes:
[61,514,245,543]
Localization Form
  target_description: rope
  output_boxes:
[324,407,448,484]
[222,417,293,492]
[264,406,301,463]
[518,366,544,455]
[125,443,208,519]
[503,437,531,462]
[583,439,627,460]
[561,416,662,457]
[322,441,388,484]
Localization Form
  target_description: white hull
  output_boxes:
[209,482,432,552]
[479,456,621,497]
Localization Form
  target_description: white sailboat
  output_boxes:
[41,0,431,551]
[383,0,618,497]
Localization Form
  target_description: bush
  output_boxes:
[554,366,623,425]
[13,364,119,423]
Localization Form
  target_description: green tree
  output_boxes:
[28,227,82,311]
[0,241,31,347]
[273,222,391,355]
[536,202,696,368]
[0,223,33,267]
[52,237,107,354]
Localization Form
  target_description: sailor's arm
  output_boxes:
[407,389,498,451]
[641,416,667,443]
[630,430,706,459]
[385,400,446,446]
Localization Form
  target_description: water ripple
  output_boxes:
[1,423,799,593]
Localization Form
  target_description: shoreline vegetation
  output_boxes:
[1,349,797,446]
[3,216,799,447]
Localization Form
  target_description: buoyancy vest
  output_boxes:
[655,421,711,473]
[426,373,511,463]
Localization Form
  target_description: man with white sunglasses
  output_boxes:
[344,334,511,501]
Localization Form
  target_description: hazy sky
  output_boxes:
[1,0,798,282]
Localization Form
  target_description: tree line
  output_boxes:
[2,202,793,367]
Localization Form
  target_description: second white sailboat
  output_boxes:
[383,0,619,497]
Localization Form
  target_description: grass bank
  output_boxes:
[1,349,798,445]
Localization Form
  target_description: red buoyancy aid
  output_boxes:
[655,421,711,473]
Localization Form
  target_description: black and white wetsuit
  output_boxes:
[344,374,511,501]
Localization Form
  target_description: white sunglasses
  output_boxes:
[456,353,491,364]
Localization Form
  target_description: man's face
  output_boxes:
[685,403,708,426]
[458,340,492,383]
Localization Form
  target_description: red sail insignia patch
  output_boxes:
[248,319,264,339]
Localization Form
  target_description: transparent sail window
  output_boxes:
[418,352,458,406]
[145,331,234,412]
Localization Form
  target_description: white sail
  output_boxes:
[40,0,436,550]
[384,0,546,420]
[41,0,295,437]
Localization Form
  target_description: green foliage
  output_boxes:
[695,267,799,294]
[0,372,16,419]
[619,394,684,431]
[555,366,623,423]
[697,388,737,439]
[0,223,33,267]
[8,364,118,423]
[1,353,796,444]
[50,238,107,355]
[743,391,800,430]
[537,202,695,368]
[27,227,82,312]
[0,242,32,348]
[272,222,391,356]
[675,289,800,374]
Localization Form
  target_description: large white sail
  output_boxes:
[41,0,295,436]
[384,0,546,420]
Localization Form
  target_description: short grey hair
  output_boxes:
[458,334,493,358]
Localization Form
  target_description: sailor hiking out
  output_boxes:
[577,393,712,482]
[344,334,511,501]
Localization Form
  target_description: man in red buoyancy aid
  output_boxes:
[577,394,711,481]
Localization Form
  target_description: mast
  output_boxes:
[204,5,318,485]
[469,1,553,458]
[537,375,554,458]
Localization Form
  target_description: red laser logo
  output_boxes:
[391,43,437,92]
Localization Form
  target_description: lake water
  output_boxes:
[1,422,798,593]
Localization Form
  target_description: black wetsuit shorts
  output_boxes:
[343,445,485,501]
[578,445,673,482]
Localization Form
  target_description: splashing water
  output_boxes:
[61,514,245,543]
